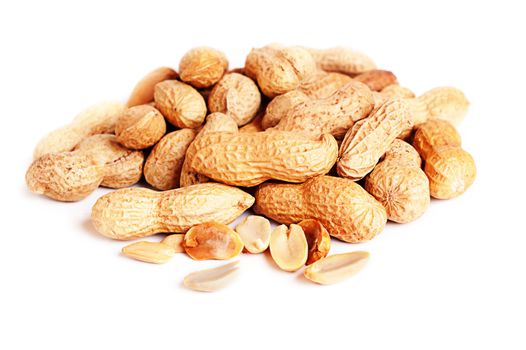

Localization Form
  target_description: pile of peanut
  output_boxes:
[26,45,476,291]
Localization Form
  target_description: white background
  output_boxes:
[1,1,525,349]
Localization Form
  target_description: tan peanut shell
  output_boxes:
[91,183,254,240]
[144,129,197,190]
[183,222,244,260]
[33,101,125,160]
[245,45,317,97]
[208,73,262,126]
[337,99,413,180]
[179,113,239,187]
[262,90,310,129]
[354,70,398,91]
[365,162,430,223]
[412,119,462,160]
[189,131,338,187]
[304,251,370,285]
[115,105,166,150]
[298,219,331,265]
[154,80,207,128]
[235,215,271,254]
[307,47,376,75]
[179,47,228,88]
[254,176,387,243]
[161,234,185,253]
[269,81,375,139]
[122,241,175,264]
[183,261,239,292]
[239,113,264,133]
[27,134,144,201]
[382,138,422,168]
[269,224,308,272]
[298,71,353,99]
[381,84,416,99]
[127,67,178,107]
[408,87,469,126]
[424,146,476,199]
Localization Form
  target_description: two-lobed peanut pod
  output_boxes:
[254,176,387,243]
[26,134,144,202]
[188,131,338,187]
[91,183,254,240]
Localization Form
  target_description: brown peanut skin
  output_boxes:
[298,71,353,99]
[27,134,144,202]
[183,222,244,260]
[144,129,197,190]
[179,47,228,88]
[91,184,255,240]
[269,81,375,139]
[127,67,178,107]
[298,219,331,265]
[254,176,387,243]
[115,105,166,150]
[189,132,338,187]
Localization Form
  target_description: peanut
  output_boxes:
[298,219,331,265]
[235,215,271,254]
[267,81,375,139]
[381,84,416,99]
[208,72,262,126]
[298,70,353,99]
[269,224,308,272]
[188,131,338,187]
[179,113,238,187]
[91,183,254,240]
[307,47,376,75]
[412,119,461,160]
[154,80,207,129]
[365,140,430,223]
[408,87,469,126]
[179,47,228,88]
[254,176,387,243]
[413,120,476,199]
[245,45,317,97]
[33,101,125,160]
[354,70,398,91]
[144,128,197,190]
[238,113,264,133]
[183,261,239,292]
[115,105,166,150]
[26,134,143,201]
[337,99,413,180]
[304,251,370,285]
[161,234,185,253]
[127,67,178,107]
[122,241,175,264]
[183,222,244,260]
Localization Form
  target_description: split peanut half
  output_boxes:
[269,224,308,272]
[304,251,370,285]
[183,261,239,292]
[121,241,176,264]
[183,222,244,260]
[235,215,271,253]
[161,234,185,253]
